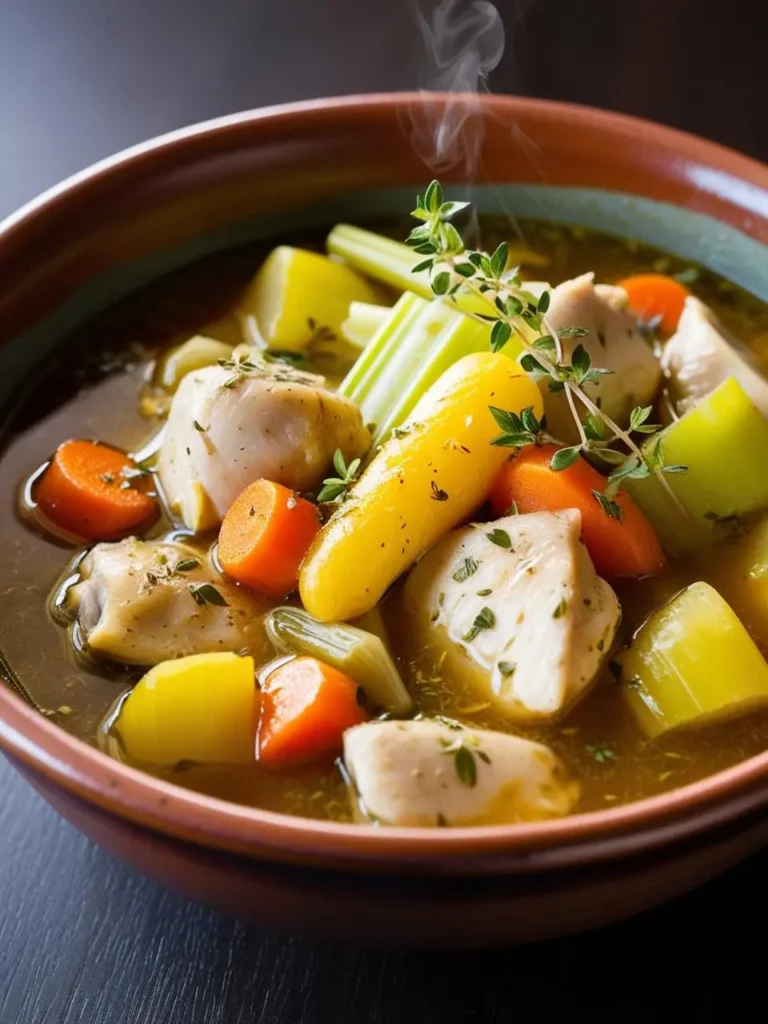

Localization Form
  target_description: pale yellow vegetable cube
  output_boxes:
[238,246,384,352]
[117,652,257,766]
[158,335,235,392]
[620,582,768,738]
[626,377,768,554]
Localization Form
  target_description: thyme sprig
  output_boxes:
[407,181,687,519]
[218,352,261,390]
[317,448,362,504]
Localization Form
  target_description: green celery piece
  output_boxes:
[338,292,423,409]
[340,301,390,351]
[626,377,768,554]
[266,607,412,716]
[339,293,519,444]
[328,224,435,298]
[327,224,490,316]
[620,582,768,737]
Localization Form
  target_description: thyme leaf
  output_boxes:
[189,583,228,607]
[462,606,495,642]
[452,556,479,583]
[454,745,477,786]
[592,490,624,521]
[317,449,361,504]
[486,528,511,549]
[586,742,615,764]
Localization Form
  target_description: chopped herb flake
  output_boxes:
[434,715,463,731]
[486,528,511,549]
[175,558,200,573]
[453,745,477,786]
[189,583,228,607]
[452,556,479,582]
[462,606,495,642]
[586,742,615,764]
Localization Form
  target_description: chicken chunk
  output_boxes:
[158,353,370,530]
[402,509,620,722]
[67,537,270,666]
[343,719,578,826]
[543,274,662,443]
[662,296,768,417]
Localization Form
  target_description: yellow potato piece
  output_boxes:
[239,246,384,352]
[118,652,257,766]
[158,335,235,392]
[620,582,768,738]
[299,351,543,621]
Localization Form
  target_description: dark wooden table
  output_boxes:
[0,2,765,1020]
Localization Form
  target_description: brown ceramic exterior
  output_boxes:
[1,94,768,946]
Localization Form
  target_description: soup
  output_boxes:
[3,188,768,827]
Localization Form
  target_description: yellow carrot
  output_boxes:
[299,351,543,621]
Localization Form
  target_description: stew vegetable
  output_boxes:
[3,184,768,827]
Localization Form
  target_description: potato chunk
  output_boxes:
[117,652,257,766]
[620,582,768,737]
[238,246,383,351]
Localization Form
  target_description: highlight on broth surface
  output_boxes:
[3,182,768,828]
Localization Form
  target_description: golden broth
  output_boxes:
[2,217,768,821]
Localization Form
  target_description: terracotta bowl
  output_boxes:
[1,94,767,947]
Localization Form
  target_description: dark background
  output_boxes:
[0,1,765,1021]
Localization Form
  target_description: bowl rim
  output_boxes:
[1,91,768,873]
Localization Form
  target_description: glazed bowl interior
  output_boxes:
[1,93,768,874]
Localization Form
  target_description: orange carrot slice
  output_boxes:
[218,480,321,598]
[490,443,665,578]
[257,656,368,766]
[34,440,157,540]
[616,273,691,334]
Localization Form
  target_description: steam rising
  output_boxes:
[409,0,505,178]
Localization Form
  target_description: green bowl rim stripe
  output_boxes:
[0,183,765,414]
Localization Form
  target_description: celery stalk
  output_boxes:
[266,607,413,715]
[338,292,422,408]
[327,224,492,317]
[338,293,520,444]
[626,377,768,554]
[340,302,390,351]
[327,224,435,298]
[620,582,768,737]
